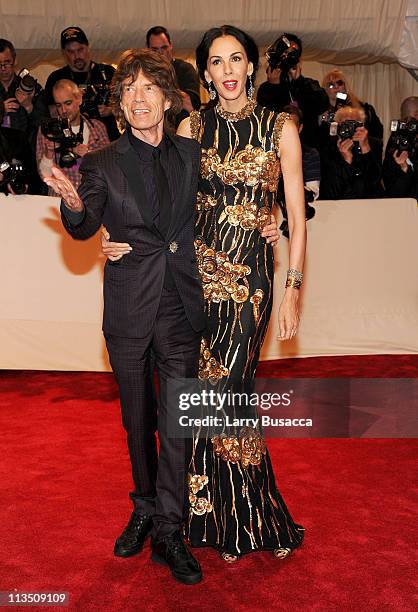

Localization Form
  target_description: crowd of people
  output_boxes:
[0,27,416,201]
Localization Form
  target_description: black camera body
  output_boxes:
[80,83,111,118]
[330,119,363,140]
[0,159,27,194]
[266,35,301,73]
[319,92,348,125]
[390,119,417,156]
[41,117,84,168]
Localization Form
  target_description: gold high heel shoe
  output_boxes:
[221,551,240,563]
[273,547,292,559]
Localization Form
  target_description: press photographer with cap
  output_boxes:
[0,38,48,151]
[44,27,119,141]
[37,79,109,194]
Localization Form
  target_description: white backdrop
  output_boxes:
[1,195,417,371]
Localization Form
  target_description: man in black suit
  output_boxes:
[44,49,205,585]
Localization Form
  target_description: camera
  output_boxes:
[266,35,301,74]
[40,117,83,168]
[390,119,417,156]
[0,159,27,194]
[16,68,38,96]
[319,92,348,125]
[79,69,112,119]
[330,119,363,140]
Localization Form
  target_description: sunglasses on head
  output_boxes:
[327,79,345,88]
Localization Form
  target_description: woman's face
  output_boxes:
[325,75,347,104]
[204,35,253,105]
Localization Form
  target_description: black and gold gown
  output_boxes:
[184,100,304,557]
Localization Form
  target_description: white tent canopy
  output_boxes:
[1,1,417,136]
[1,0,416,66]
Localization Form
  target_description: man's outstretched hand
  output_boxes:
[43,166,84,212]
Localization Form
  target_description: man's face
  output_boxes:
[53,85,82,123]
[120,70,170,137]
[0,48,15,85]
[63,42,91,72]
[148,33,173,62]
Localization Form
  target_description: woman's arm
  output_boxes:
[277,118,307,340]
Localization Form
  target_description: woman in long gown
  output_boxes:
[176,25,307,561]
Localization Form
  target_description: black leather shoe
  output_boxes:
[114,511,153,558]
[151,530,202,585]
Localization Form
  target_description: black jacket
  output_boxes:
[383,136,417,200]
[0,74,48,150]
[257,75,328,147]
[319,137,384,200]
[61,131,205,338]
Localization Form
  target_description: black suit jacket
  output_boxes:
[61,130,205,338]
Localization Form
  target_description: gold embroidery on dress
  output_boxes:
[194,239,251,304]
[215,99,256,122]
[250,289,264,323]
[273,112,291,158]
[196,191,217,212]
[189,110,202,142]
[200,144,281,191]
[212,427,267,468]
[188,473,213,515]
[222,201,270,231]
[199,338,229,383]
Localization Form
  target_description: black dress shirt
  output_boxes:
[127,126,183,227]
[127,126,183,289]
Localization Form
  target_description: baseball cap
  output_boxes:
[61,26,89,48]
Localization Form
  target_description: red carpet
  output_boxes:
[0,355,417,611]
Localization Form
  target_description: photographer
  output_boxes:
[319,106,383,200]
[36,80,109,194]
[383,96,417,200]
[44,27,119,141]
[257,33,328,147]
[320,69,383,143]
[146,26,201,126]
[0,38,48,151]
[0,101,40,195]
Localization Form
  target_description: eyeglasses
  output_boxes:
[0,61,14,69]
[326,79,344,88]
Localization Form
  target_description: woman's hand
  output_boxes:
[101,226,132,261]
[277,289,300,341]
[262,214,280,246]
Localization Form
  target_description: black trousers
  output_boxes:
[105,287,200,539]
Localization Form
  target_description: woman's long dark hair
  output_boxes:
[195,25,259,92]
